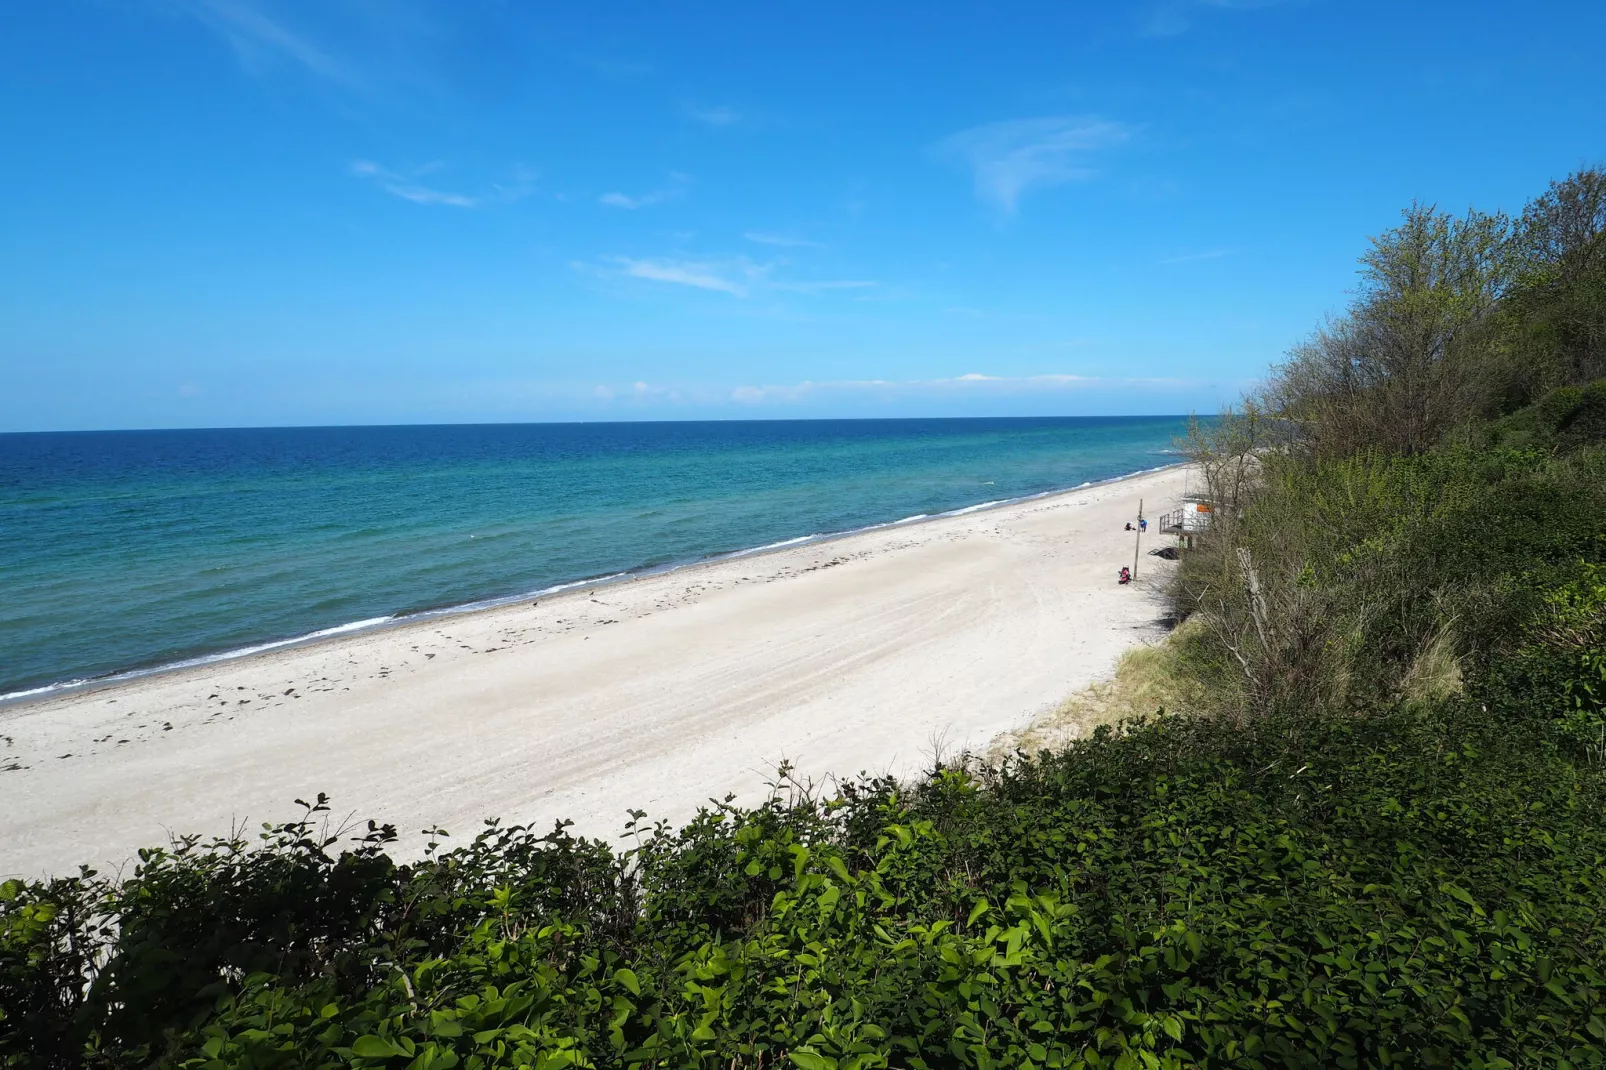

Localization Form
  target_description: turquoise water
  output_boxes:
[0,417,1187,698]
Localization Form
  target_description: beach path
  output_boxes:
[1,466,1186,878]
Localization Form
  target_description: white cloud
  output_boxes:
[177,0,352,84]
[744,231,825,248]
[587,256,875,299]
[599,173,689,210]
[389,186,480,208]
[450,369,1216,417]
[686,104,741,126]
[350,160,534,208]
[600,191,660,209]
[718,371,1192,405]
[1159,249,1230,264]
[611,257,759,296]
[936,117,1133,213]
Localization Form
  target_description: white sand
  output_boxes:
[0,465,1187,879]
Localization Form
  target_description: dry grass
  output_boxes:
[985,619,1211,760]
[1399,623,1464,704]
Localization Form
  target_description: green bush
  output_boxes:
[1173,442,1606,719]
[6,682,1606,1069]
[1486,381,1606,452]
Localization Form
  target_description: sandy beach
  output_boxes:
[1,465,1187,879]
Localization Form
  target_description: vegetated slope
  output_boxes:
[5,169,1606,1070]
[1485,379,1606,452]
[4,651,1605,1068]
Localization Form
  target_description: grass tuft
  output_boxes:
[989,618,1213,758]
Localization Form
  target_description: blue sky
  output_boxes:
[2,1,1602,430]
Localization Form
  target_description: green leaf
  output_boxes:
[790,1049,839,1070]
[352,1036,402,1059]
[614,967,641,996]
[967,900,991,927]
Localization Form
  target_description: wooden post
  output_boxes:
[1132,497,1143,581]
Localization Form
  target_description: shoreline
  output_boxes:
[1,461,1184,709]
[2,464,1190,879]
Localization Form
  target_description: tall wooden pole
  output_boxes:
[1132,497,1143,581]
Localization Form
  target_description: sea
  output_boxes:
[0,416,1190,700]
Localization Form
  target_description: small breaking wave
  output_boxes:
[721,534,821,559]
[939,499,1007,518]
[0,616,397,705]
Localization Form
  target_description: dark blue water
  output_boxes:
[0,417,1187,698]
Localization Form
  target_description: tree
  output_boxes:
[1500,167,1606,392]
[1269,203,1514,455]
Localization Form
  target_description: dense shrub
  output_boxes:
[1173,442,1606,719]
[6,673,1606,1068]
[1486,381,1606,452]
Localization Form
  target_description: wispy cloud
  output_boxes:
[598,173,689,210]
[1143,0,1293,37]
[445,368,1217,417]
[600,191,666,209]
[705,371,1197,406]
[722,371,1198,406]
[580,256,874,299]
[685,104,742,126]
[611,257,760,296]
[351,161,478,207]
[1159,248,1230,264]
[176,0,352,85]
[350,160,535,208]
[541,371,1201,412]
[936,116,1134,214]
[745,231,825,248]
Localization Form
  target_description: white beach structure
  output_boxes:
[1157,471,1215,546]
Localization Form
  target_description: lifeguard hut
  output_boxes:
[1157,473,1215,549]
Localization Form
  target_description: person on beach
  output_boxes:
[1118,566,1132,585]
[1139,517,1147,533]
